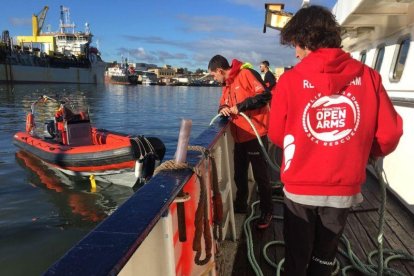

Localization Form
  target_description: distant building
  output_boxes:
[171,77,189,84]
[174,67,187,75]
[135,63,157,72]
[148,65,176,79]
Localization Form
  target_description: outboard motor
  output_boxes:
[44,120,56,139]
[141,152,158,178]
[130,136,166,184]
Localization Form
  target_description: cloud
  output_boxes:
[226,0,303,11]
[225,0,336,11]
[156,51,188,60]
[176,14,240,34]
[9,17,31,27]
[110,0,337,70]
[116,47,189,64]
[175,15,297,68]
[225,0,272,9]
[119,8,306,69]
[123,35,182,47]
[100,0,338,70]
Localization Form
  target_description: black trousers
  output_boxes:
[267,140,283,184]
[283,197,350,276]
[233,136,273,214]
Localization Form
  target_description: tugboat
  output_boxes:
[105,58,139,85]
[13,96,165,187]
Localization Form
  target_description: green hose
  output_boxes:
[209,112,280,172]
[209,113,222,127]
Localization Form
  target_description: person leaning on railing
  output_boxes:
[208,54,273,230]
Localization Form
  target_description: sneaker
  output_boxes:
[233,201,248,214]
[256,212,273,229]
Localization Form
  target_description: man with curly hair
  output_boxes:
[268,5,403,275]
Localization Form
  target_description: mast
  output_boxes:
[59,5,75,34]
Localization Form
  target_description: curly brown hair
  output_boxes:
[280,5,341,51]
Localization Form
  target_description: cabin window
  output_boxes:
[360,51,367,64]
[374,46,385,72]
[390,38,410,82]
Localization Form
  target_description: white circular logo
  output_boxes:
[302,93,360,146]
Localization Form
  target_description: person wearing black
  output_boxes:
[260,60,276,91]
[260,60,281,186]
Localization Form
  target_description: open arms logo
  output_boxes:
[302,92,360,146]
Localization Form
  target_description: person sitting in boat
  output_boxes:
[53,104,89,144]
[55,104,88,123]
[268,5,403,276]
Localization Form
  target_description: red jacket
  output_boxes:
[268,48,403,196]
[219,59,270,143]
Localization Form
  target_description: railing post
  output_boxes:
[175,119,192,242]
[223,130,237,241]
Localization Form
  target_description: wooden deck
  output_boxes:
[231,172,414,275]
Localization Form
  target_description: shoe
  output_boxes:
[256,212,273,229]
[233,200,248,214]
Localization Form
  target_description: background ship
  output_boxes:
[0,6,105,84]
[105,58,139,85]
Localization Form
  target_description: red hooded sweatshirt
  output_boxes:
[268,48,403,196]
[219,59,269,143]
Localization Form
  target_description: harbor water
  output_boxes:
[0,83,221,275]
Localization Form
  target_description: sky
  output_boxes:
[1,0,336,71]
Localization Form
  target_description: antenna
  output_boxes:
[85,22,90,35]
[59,5,76,33]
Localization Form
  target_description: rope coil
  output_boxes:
[153,160,190,175]
[153,145,208,175]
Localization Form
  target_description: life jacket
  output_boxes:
[219,59,269,143]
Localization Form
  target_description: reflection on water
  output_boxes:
[0,83,221,275]
[15,150,126,222]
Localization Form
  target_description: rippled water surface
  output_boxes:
[0,83,221,275]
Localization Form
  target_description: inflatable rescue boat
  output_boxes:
[13,96,166,187]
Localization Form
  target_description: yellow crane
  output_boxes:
[32,6,49,37]
[17,6,55,54]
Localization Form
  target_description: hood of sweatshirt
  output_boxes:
[225,59,244,86]
[294,48,364,95]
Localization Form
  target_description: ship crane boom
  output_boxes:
[32,6,49,37]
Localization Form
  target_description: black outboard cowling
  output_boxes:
[130,136,166,183]
[44,120,56,139]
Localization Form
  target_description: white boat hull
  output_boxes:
[334,0,414,213]
[383,103,414,212]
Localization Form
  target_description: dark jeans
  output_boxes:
[233,136,273,214]
[283,197,350,276]
[267,140,282,184]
